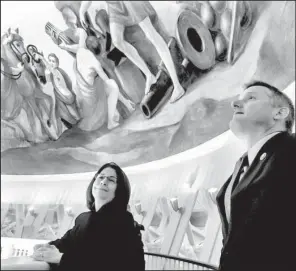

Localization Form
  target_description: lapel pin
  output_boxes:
[260,153,267,161]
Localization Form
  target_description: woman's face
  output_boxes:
[92,167,117,203]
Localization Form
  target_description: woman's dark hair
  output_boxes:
[86,162,131,212]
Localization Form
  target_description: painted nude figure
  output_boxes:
[74,36,133,130]
[79,1,185,103]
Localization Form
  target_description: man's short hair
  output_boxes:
[48,53,59,66]
[86,35,102,55]
[245,81,295,133]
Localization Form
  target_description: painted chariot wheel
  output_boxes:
[176,10,216,70]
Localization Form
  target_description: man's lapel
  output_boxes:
[232,132,287,196]
[216,178,231,236]
[216,156,245,237]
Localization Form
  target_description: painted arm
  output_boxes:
[78,28,88,49]
[79,1,93,29]
[60,28,88,53]
[92,54,111,82]
[60,43,79,54]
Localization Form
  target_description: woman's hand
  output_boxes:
[32,244,62,264]
[33,243,50,252]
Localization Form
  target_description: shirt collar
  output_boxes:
[247,132,281,165]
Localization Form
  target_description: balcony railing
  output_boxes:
[144,252,218,270]
[1,237,218,270]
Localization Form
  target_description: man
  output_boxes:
[216,81,295,271]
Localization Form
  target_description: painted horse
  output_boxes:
[1,28,58,144]
[27,44,47,85]
[27,44,68,138]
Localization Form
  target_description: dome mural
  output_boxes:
[1,1,293,175]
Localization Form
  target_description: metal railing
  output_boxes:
[144,252,219,270]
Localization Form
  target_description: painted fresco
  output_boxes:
[1,1,295,175]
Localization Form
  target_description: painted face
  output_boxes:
[92,167,117,202]
[48,56,58,69]
[229,86,277,136]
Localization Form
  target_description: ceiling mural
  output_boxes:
[1,1,295,175]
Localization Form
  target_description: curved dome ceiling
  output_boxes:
[1,1,295,175]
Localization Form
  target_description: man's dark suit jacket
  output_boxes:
[216,132,295,271]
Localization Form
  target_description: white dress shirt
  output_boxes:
[247,132,281,166]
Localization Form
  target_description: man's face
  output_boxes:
[229,86,277,135]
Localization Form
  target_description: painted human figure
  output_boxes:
[79,1,109,38]
[86,36,135,115]
[35,53,80,129]
[74,35,133,130]
[1,28,59,142]
[54,3,88,54]
[79,1,185,103]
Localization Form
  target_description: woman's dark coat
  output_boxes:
[49,202,145,271]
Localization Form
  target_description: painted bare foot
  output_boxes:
[144,74,157,95]
[170,84,185,103]
[125,100,136,113]
[108,120,120,130]
[113,109,120,123]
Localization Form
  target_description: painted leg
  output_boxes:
[1,119,26,139]
[27,98,55,140]
[118,91,135,114]
[139,17,185,103]
[66,103,81,121]
[99,56,134,111]
[110,22,156,95]
[105,79,120,129]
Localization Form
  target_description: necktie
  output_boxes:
[224,154,249,223]
[232,155,249,192]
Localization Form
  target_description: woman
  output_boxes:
[32,162,145,271]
